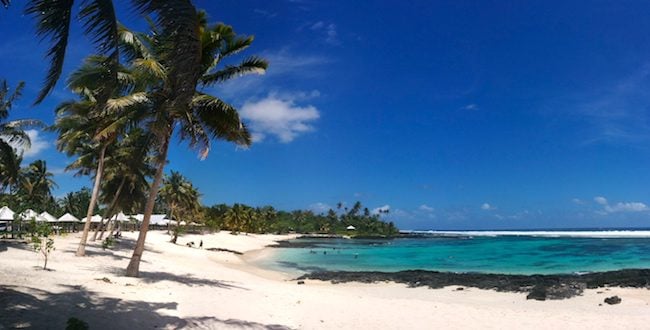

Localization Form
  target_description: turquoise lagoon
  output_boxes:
[258,230,650,275]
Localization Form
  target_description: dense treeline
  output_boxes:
[202,201,399,237]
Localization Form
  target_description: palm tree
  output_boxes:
[0,80,41,192]
[159,171,201,243]
[17,160,58,210]
[0,146,23,194]
[123,10,267,276]
[92,128,154,241]
[59,188,91,218]
[53,55,145,256]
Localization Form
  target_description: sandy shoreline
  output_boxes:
[1,231,650,329]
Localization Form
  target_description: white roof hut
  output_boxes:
[149,214,170,225]
[0,206,15,221]
[90,215,103,223]
[114,212,128,222]
[20,209,46,222]
[346,225,356,230]
[58,213,80,222]
[40,211,59,223]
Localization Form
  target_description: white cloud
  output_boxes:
[216,48,330,101]
[593,196,649,213]
[594,196,608,205]
[572,198,585,205]
[309,21,339,45]
[240,94,320,143]
[481,203,496,211]
[2,129,50,158]
[308,202,332,214]
[310,21,325,30]
[392,208,414,219]
[418,204,434,212]
[552,65,650,144]
[463,104,478,111]
[605,202,649,213]
[372,205,390,215]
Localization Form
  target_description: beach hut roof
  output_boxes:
[115,212,128,222]
[0,206,15,221]
[40,211,58,223]
[58,213,79,222]
[346,225,356,230]
[149,214,169,225]
[20,209,46,221]
[90,215,103,223]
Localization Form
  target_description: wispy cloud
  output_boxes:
[372,204,390,215]
[214,48,330,101]
[481,202,496,211]
[310,21,339,45]
[419,204,434,212]
[557,65,650,144]
[3,129,50,158]
[240,93,320,143]
[462,103,478,111]
[308,202,332,214]
[593,196,649,213]
[253,8,277,18]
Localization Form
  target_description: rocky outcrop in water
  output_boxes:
[298,269,650,300]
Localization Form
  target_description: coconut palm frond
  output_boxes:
[79,0,119,64]
[201,56,268,86]
[133,0,201,103]
[191,94,251,147]
[118,23,152,61]
[132,58,167,80]
[25,0,75,104]
[0,126,31,147]
[105,92,149,112]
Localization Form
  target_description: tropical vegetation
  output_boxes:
[0,1,400,278]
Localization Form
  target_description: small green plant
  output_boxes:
[30,221,55,270]
[66,317,89,330]
[102,237,114,250]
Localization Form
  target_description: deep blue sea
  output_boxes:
[259,230,650,275]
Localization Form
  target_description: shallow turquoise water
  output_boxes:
[260,235,650,275]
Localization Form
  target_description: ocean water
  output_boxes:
[258,230,650,275]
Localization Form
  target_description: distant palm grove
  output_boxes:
[0,0,398,277]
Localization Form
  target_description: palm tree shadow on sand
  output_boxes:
[0,284,291,329]
[103,266,249,290]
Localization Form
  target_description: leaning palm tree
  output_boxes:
[92,128,154,241]
[123,10,267,277]
[53,55,145,256]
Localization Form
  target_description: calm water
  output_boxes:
[258,231,650,275]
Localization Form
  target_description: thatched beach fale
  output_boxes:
[1,231,650,329]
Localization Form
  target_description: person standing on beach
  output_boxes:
[200,240,203,249]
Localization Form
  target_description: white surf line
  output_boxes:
[403,230,650,238]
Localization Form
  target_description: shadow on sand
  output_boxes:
[0,240,32,253]
[0,285,292,329]
[103,266,249,290]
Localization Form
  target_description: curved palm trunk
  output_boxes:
[76,144,107,256]
[106,215,120,239]
[126,130,171,277]
[91,176,126,241]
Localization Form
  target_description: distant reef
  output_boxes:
[298,269,650,300]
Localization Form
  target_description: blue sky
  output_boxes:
[3,1,650,229]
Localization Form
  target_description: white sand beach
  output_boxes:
[1,231,650,329]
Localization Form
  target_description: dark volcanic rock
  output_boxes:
[206,247,243,255]
[297,269,650,300]
[604,296,622,305]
